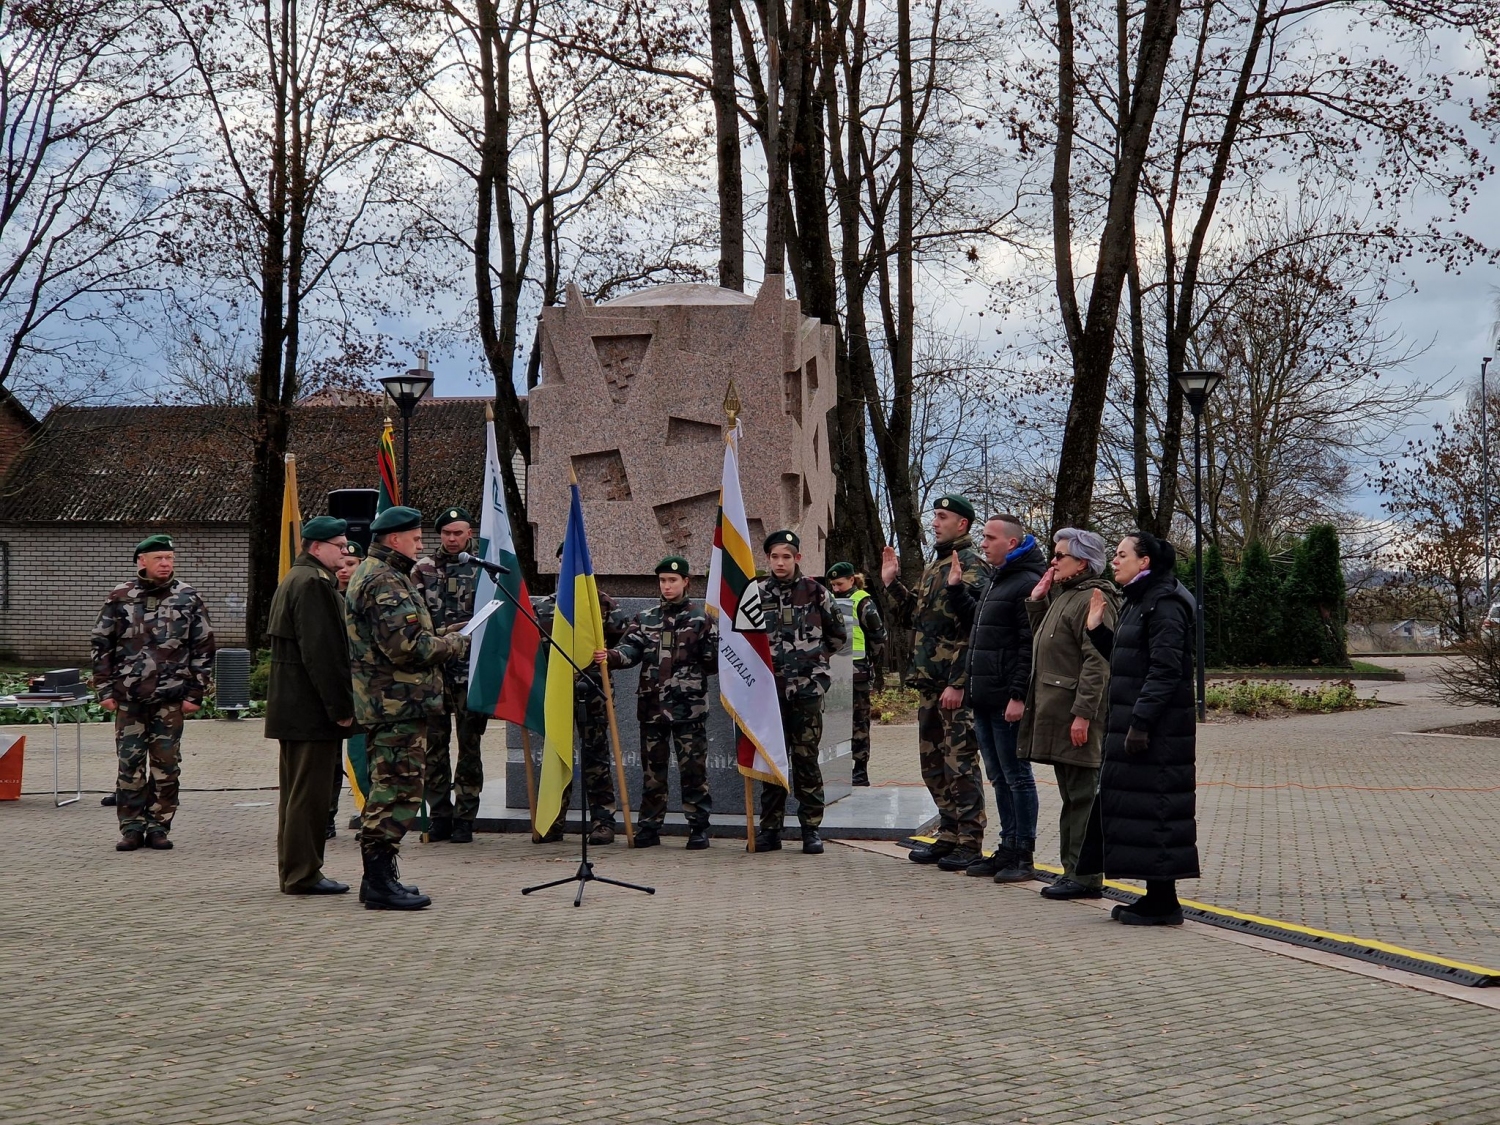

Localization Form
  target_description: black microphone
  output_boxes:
[456,551,511,577]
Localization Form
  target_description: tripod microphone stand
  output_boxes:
[504,593,654,906]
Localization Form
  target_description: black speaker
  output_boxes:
[328,488,379,548]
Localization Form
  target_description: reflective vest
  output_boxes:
[851,588,870,659]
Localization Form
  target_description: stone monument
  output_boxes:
[526,280,837,593]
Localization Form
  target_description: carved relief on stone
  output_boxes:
[594,334,651,405]
[653,490,720,555]
[665,417,722,446]
[783,369,803,424]
[572,449,633,501]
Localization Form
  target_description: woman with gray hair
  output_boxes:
[1017,529,1119,901]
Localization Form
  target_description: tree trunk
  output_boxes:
[709,0,744,290]
[1049,0,1181,531]
[473,0,537,584]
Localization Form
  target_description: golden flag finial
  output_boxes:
[485,400,494,422]
[723,381,741,427]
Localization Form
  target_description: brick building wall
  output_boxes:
[0,524,250,665]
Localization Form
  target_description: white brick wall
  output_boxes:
[0,524,251,664]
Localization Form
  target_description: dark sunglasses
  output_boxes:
[1051,551,1071,561]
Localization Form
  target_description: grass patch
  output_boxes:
[1208,660,1401,679]
[1205,678,1379,718]
[871,685,921,724]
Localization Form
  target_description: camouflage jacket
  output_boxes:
[91,575,215,706]
[535,590,630,701]
[886,534,989,692]
[345,542,470,726]
[412,548,480,701]
[758,570,848,701]
[608,596,718,724]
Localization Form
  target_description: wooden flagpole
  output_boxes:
[520,726,540,842]
[744,776,756,852]
[599,668,635,847]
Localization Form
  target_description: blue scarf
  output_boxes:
[1004,534,1036,567]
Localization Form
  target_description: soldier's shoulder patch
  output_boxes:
[404,612,419,624]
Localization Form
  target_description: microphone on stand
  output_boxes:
[456,551,512,577]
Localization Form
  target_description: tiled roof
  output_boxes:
[0,399,490,524]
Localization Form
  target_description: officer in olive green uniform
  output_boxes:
[882,494,991,870]
[603,556,718,850]
[536,582,630,843]
[755,530,848,855]
[828,561,886,786]
[265,516,354,895]
[412,505,487,845]
[91,534,215,852]
[345,506,470,910]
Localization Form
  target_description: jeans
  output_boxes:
[972,703,1038,852]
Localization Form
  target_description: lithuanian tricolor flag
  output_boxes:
[278,453,302,581]
[534,479,604,837]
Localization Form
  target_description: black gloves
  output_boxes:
[1125,726,1149,754]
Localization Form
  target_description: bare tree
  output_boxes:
[0,1,185,407]
[172,0,434,646]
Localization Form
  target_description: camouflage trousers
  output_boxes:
[760,697,825,833]
[639,720,710,831]
[360,722,427,853]
[558,687,617,829]
[916,697,987,849]
[114,702,184,834]
[852,679,872,766]
[426,706,489,821]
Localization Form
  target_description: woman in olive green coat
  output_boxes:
[1018,528,1118,900]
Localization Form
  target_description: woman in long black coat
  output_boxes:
[1079,531,1200,926]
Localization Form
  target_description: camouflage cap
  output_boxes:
[343,540,366,558]
[763,529,800,553]
[827,561,855,580]
[301,515,348,543]
[435,506,473,531]
[933,493,976,523]
[134,534,174,559]
[370,505,422,533]
[655,555,690,576]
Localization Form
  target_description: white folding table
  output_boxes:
[0,695,86,807]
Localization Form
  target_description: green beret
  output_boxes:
[301,515,348,543]
[436,506,473,531]
[343,541,366,558]
[655,556,690,576]
[764,529,800,553]
[370,505,422,534]
[134,534,174,559]
[827,561,855,580]
[934,493,975,523]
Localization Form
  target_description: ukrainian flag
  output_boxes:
[534,478,605,837]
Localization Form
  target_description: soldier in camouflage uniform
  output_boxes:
[91,534,215,852]
[345,506,470,910]
[412,506,488,845]
[828,562,886,786]
[755,530,848,855]
[601,556,718,850]
[881,494,991,870]
[535,580,629,844]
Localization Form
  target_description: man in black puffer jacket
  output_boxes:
[947,514,1049,881]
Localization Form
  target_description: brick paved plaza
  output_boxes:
[5,655,1498,1124]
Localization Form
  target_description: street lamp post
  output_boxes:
[1482,355,1493,611]
[1175,369,1223,721]
[380,352,435,504]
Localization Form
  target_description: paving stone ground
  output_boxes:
[4,653,1499,1124]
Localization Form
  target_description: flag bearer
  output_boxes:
[412,505,487,844]
[827,562,886,786]
[599,556,719,850]
[754,531,848,855]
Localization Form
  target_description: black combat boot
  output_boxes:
[851,763,870,787]
[449,820,474,844]
[800,829,824,855]
[426,816,453,842]
[937,845,981,872]
[588,821,615,845]
[907,839,955,865]
[963,847,1014,878]
[632,826,660,848]
[361,847,431,911]
[752,830,782,852]
[357,846,420,902]
[993,850,1034,883]
[685,827,710,850]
